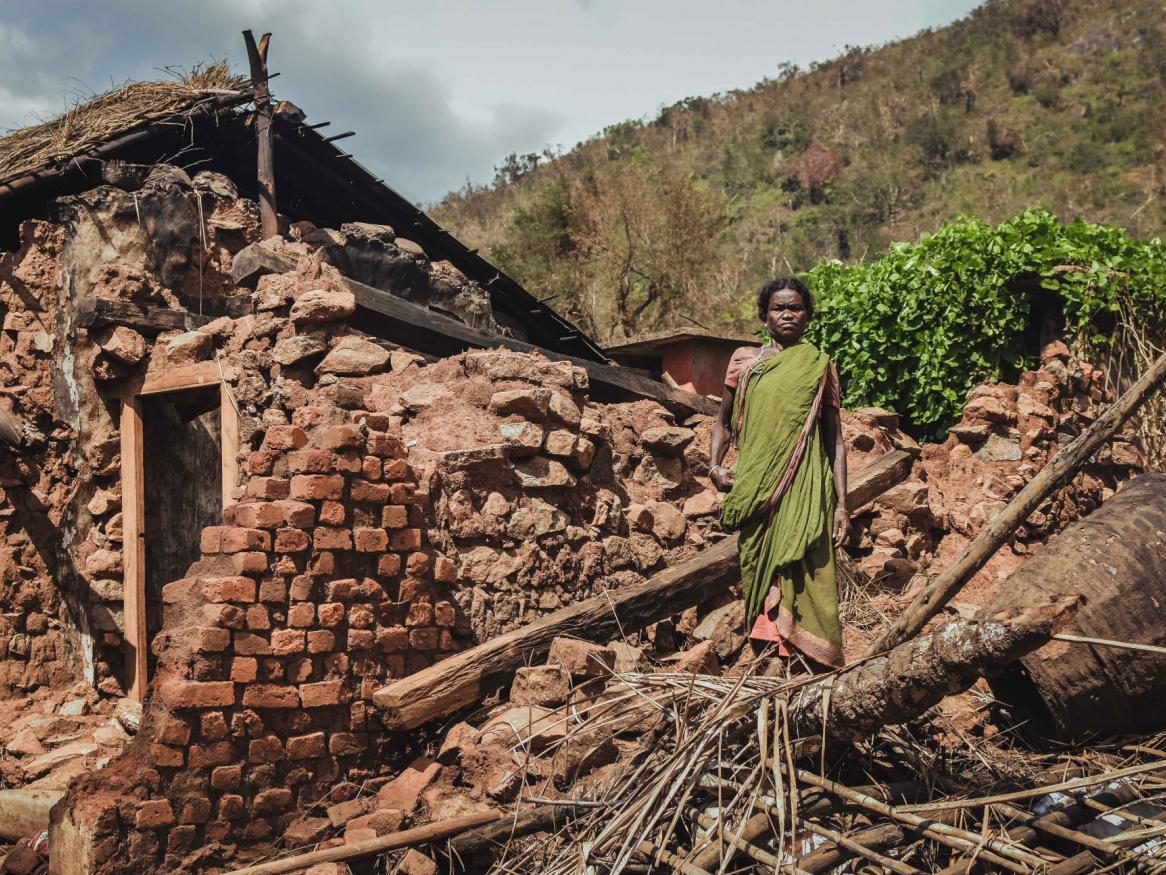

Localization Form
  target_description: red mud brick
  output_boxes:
[163,578,197,604]
[249,735,286,763]
[271,629,306,655]
[289,474,344,501]
[247,450,276,476]
[220,527,271,553]
[160,680,235,709]
[434,602,456,627]
[200,527,225,553]
[242,684,300,709]
[376,757,441,813]
[277,500,317,528]
[389,528,421,551]
[204,821,230,842]
[319,500,347,525]
[320,425,364,450]
[317,602,345,628]
[367,432,403,458]
[290,575,316,600]
[265,425,307,450]
[188,741,237,768]
[329,732,367,756]
[200,711,229,741]
[345,827,377,845]
[156,715,192,746]
[405,602,434,627]
[409,628,440,650]
[233,632,271,656]
[313,528,353,551]
[150,743,184,768]
[288,603,316,628]
[204,604,245,629]
[405,552,430,575]
[312,551,337,574]
[288,449,335,474]
[349,605,374,629]
[307,630,336,653]
[253,788,294,814]
[246,604,271,630]
[377,627,408,652]
[210,765,242,791]
[218,794,246,820]
[336,450,364,474]
[362,457,382,480]
[326,578,360,601]
[287,732,326,760]
[383,459,410,481]
[259,579,288,603]
[193,627,231,652]
[300,680,345,708]
[245,476,291,500]
[231,503,285,529]
[398,578,432,602]
[178,797,212,825]
[350,480,390,502]
[261,658,285,681]
[231,657,258,683]
[381,505,408,528]
[377,554,402,577]
[135,800,175,829]
[347,629,375,650]
[286,656,313,683]
[231,551,269,574]
[354,528,388,552]
[276,528,310,553]
[200,577,257,603]
[389,483,415,504]
[273,555,299,575]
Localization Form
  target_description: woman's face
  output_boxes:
[763,288,810,344]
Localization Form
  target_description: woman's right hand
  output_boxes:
[710,465,735,492]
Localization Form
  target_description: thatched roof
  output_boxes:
[0,62,248,186]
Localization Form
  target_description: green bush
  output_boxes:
[806,209,1166,433]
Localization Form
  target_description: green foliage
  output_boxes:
[806,209,1166,432]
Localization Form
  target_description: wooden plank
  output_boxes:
[867,348,1166,655]
[221,382,239,508]
[119,395,148,703]
[77,297,207,335]
[846,450,913,509]
[373,450,910,730]
[138,361,227,395]
[229,243,717,416]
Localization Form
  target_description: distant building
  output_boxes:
[605,329,758,399]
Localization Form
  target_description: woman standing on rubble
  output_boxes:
[709,277,848,669]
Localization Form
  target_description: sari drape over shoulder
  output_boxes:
[719,341,844,669]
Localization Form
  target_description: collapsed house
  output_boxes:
[0,57,1163,875]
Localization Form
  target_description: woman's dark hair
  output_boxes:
[757,276,814,321]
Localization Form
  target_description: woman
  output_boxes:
[709,277,849,669]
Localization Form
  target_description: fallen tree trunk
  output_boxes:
[374,451,913,730]
[867,348,1166,655]
[791,595,1082,741]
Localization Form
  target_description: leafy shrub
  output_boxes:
[806,209,1166,433]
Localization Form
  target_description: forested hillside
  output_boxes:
[432,0,1166,344]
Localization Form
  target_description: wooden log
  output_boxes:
[446,803,586,869]
[0,788,63,840]
[120,395,147,703]
[76,297,208,335]
[790,595,1082,741]
[226,811,501,875]
[230,243,717,416]
[846,449,913,509]
[373,451,912,730]
[796,823,909,874]
[867,349,1166,655]
[243,31,278,241]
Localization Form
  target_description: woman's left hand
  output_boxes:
[832,506,850,548]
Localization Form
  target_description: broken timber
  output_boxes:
[76,297,210,334]
[231,243,718,415]
[868,347,1166,655]
[373,450,913,730]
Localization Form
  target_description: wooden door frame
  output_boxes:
[119,361,238,702]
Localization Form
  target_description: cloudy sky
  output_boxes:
[0,0,981,204]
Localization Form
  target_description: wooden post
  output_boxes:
[243,30,278,240]
[867,349,1166,655]
[220,382,239,508]
[119,395,148,703]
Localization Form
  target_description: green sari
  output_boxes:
[719,341,844,668]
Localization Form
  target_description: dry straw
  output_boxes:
[0,62,248,186]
